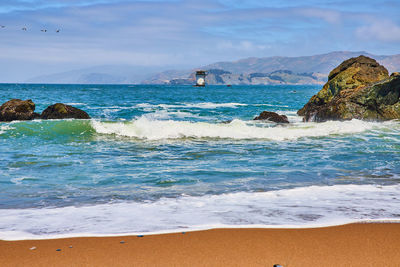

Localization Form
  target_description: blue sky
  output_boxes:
[0,0,399,82]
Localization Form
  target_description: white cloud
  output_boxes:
[217,40,268,51]
[295,8,341,24]
[356,20,400,42]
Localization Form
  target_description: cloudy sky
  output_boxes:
[0,0,399,82]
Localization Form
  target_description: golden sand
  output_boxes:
[1,223,400,267]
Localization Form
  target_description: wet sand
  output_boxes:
[1,223,400,267]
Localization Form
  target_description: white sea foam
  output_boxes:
[64,103,86,106]
[141,110,203,120]
[91,118,394,141]
[0,124,13,134]
[252,103,289,108]
[1,184,400,240]
[10,177,26,185]
[135,102,292,110]
[135,102,248,109]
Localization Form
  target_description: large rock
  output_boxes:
[254,111,289,123]
[41,103,90,119]
[297,55,400,121]
[0,99,40,122]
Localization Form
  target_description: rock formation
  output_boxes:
[298,55,400,121]
[0,99,40,122]
[0,100,90,122]
[41,103,90,119]
[254,111,289,123]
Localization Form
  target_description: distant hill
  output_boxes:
[26,65,164,84]
[26,51,400,85]
[143,51,400,85]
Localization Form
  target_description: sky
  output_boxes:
[0,0,399,82]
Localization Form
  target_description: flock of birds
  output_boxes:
[0,25,60,33]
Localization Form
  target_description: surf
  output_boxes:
[91,117,397,141]
[1,184,400,240]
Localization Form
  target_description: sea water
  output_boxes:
[1,84,400,240]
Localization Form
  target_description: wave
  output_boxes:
[135,102,248,109]
[140,109,204,120]
[0,124,12,134]
[134,102,292,110]
[64,103,87,106]
[1,117,398,141]
[92,118,395,141]
[0,120,94,138]
[2,184,400,240]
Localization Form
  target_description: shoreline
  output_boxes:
[2,222,400,266]
[2,218,400,241]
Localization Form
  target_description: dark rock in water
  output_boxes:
[254,111,289,123]
[0,99,40,122]
[41,103,90,119]
[391,72,400,78]
[297,55,400,122]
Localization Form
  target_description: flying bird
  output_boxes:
[41,29,47,32]
[22,27,27,31]
[0,25,5,28]
[56,29,60,33]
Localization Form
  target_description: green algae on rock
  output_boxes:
[41,103,90,119]
[0,99,40,122]
[298,55,400,122]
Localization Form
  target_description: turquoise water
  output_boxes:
[1,84,400,239]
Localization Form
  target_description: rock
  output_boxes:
[254,111,289,123]
[0,99,40,122]
[297,55,400,122]
[41,103,90,119]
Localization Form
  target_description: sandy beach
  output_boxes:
[1,223,400,267]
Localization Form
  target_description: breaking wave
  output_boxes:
[92,118,396,141]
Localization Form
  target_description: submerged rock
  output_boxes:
[0,99,40,122]
[41,103,90,119]
[254,111,289,123]
[297,55,400,122]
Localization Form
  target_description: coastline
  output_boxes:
[2,222,400,267]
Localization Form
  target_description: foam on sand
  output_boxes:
[2,184,400,240]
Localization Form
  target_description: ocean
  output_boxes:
[1,84,400,240]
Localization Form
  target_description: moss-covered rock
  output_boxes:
[0,99,40,122]
[297,55,400,121]
[41,103,90,119]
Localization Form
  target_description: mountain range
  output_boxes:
[26,51,400,85]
